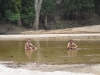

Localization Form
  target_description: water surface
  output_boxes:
[0,40,100,64]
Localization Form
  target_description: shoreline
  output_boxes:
[0,34,100,41]
[0,63,97,75]
[0,61,99,75]
[0,33,100,41]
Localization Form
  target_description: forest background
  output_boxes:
[0,0,100,33]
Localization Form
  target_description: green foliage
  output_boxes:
[64,0,94,12]
[5,10,20,22]
[21,0,35,27]
[63,0,94,20]
[0,0,22,23]
[0,0,99,29]
[0,14,2,22]
[41,0,56,14]
[5,10,13,18]
[11,0,22,14]
[8,14,20,22]
[69,4,77,12]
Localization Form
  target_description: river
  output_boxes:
[0,40,100,75]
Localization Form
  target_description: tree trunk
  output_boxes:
[94,0,100,15]
[18,17,22,27]
[33,14,39,29]
[55,0,62,4]
[44,13,48,29]
[33,0,42,30]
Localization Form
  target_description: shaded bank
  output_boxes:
[1,25,100,34]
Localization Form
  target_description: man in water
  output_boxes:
[25,39,37,50]
[67,40,77,50]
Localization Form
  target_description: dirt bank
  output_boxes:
[20,25,100,34]
[0,24,100,34]
[0,24,100,40]
[21,25,100,34]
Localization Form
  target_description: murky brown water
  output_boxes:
[0,40,100,64]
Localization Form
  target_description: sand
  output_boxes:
[20,25,100,34]
[0,25,100,40]
[0,34,100,41]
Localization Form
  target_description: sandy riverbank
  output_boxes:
[0,25,100,40]
[0,34,100,41]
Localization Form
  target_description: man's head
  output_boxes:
[69,40,73,44]
[27,39,30,43]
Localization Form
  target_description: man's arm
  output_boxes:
[73,43,77,48]
[25,43,28,50]
[30,43,37,49]
[30,43,34,47]
[67,43,70,48]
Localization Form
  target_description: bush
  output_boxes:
[5,10,20,22]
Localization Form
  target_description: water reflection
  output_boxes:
[0,40,100,64]
[25,48,37,59]
[68,50,77,57]
[25,49,33,59]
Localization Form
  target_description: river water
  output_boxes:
[0,40,100,75]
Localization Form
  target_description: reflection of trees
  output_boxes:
[34,40,41,62]
[0,41,11,59]
[0,41,24,61]
[33,40,49,63]
[18,41,23,51]
[18,41,24,58]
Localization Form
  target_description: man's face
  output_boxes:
[28,40,30,43]
[70,40,73,43]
